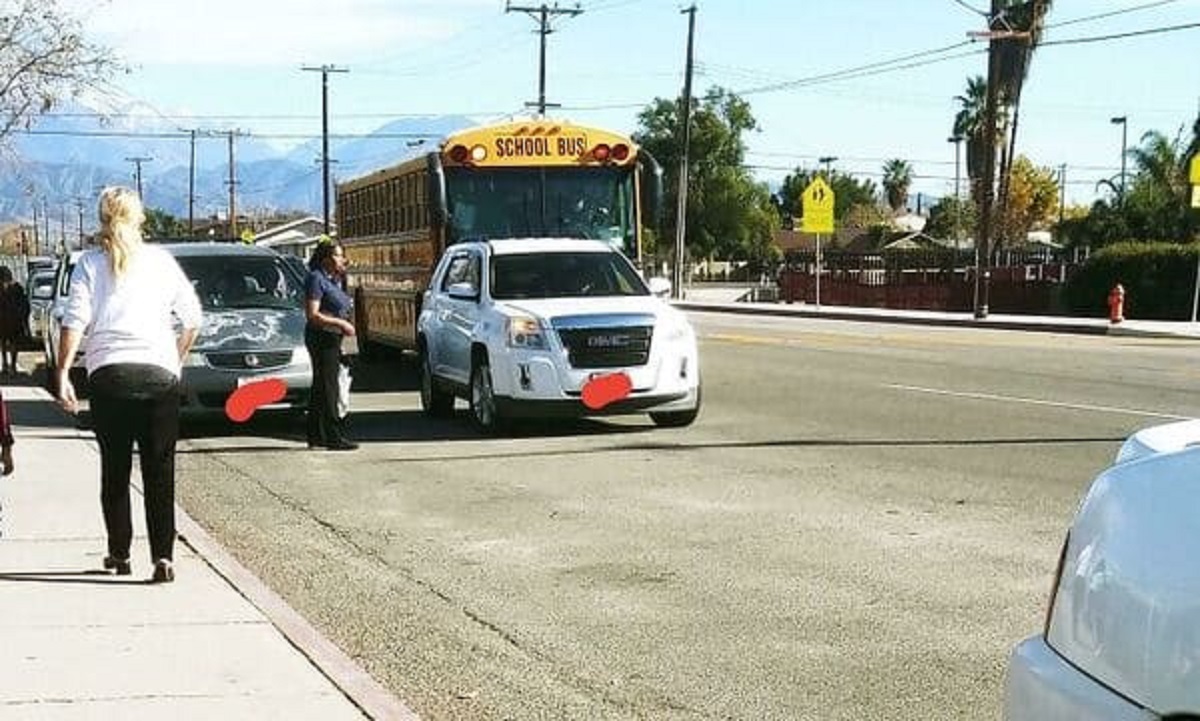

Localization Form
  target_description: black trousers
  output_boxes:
[305,327,348,446]
[88,364,180,563]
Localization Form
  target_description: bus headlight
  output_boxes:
[507,316,547,349]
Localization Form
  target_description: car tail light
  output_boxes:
[592,144,611,162]
[1043,532,1070,637]
[612,143,630,161]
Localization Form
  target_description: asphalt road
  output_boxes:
[172,313,1200,720]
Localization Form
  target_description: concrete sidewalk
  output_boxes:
[0,382,417,721]
[677,296,1200,340]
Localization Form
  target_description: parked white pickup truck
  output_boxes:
[417,238,701,433]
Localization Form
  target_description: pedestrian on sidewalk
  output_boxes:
[0,267,29,375]
[54,186,202,584]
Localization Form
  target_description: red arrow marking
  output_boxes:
[225,378,288,423]
[581,372,632,410]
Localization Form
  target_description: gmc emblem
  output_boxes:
[587,334,630,348]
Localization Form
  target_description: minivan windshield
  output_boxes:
[490,251,649,300]
[176,255,302,311]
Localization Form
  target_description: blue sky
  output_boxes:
[65,0,1200,207]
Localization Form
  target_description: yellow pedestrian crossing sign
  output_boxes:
[801,177,835,234]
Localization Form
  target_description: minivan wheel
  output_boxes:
[420,348,455,418]
[469,355,504,434]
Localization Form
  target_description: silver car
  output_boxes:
[165,243,312,416]
[27,268,56,341]
[1004,419,1200,719]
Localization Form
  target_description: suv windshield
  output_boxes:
[446,167,635,254]
[177,255,302,311]
[490,251,649,300]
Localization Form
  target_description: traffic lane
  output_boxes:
[174,324,1197,720]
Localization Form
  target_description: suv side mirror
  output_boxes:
[647,277,671,298]
[447,282,479,301]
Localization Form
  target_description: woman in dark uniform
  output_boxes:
[304,242,357,451]
[0,267,29,375]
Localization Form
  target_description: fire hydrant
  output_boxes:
[1107,283,1125,324]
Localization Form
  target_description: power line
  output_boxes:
[1041,21,1200,47]
[1046,0,1183,30]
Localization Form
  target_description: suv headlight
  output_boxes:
[662,316,694,343]
[507,315,547,349]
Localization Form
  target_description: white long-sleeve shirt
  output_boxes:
[63,246,203,377]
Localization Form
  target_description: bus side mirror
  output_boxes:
[638,150,664,230]
[426,152,449,226]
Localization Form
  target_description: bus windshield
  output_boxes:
[446,167,635,254]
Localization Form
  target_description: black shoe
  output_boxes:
[103,555,131,576]
[151,559,174,583]
[327,439,358,451]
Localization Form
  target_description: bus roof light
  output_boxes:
[593,144,611,162]
[449,144,469,163]
[470,145,488,162]
[612,143,630,161]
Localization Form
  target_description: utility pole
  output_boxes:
[125,156,153,200]
[506,2,582,116]
[74,198,84,248]
[42,199,50,254]
[302,64,349,234]
[819,156,837,178]
[226,130,242,239]
[31,202,39,256]
[60,205,66,253]
[969,0,1011,320]
[1058,163,1067,226]
[673,4,697,300]
[187,129,198,235]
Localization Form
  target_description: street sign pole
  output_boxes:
[1191,153,1200,323]
[815,233,822,309]
[800,177,835,310]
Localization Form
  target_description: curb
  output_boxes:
[675,301,1111,336]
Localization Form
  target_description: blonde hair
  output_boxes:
[97,186,146,277]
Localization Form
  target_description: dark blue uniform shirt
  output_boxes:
[305,269,353,329]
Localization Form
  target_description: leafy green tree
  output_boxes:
[633,86,778,264]
[0,0,117,142]
[953,75,989,202]
[881,159,914,212]
[926,195,976,244]
[776,167,879,226]
[144,207,187,239]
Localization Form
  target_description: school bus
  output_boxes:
[334,118,663,355]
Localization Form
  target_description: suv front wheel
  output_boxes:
[469,353,505,434]
[419,345,455,418]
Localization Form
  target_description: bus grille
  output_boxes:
[556,326,653,369]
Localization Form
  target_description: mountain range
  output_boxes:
[0,97,475,227]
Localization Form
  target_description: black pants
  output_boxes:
[305,327,348,446]
[88,364,180,563]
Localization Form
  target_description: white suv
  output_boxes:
[417,239,701,433]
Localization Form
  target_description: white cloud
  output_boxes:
[69,0,496,67]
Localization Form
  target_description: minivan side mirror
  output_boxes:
[647,277,671,299]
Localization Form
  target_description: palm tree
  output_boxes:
[953,76,990,204]
[881,159,914,213]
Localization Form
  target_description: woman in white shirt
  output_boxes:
[55,187,202,583]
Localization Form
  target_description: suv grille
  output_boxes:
[556,326,653,368]
[205,350,293,370]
